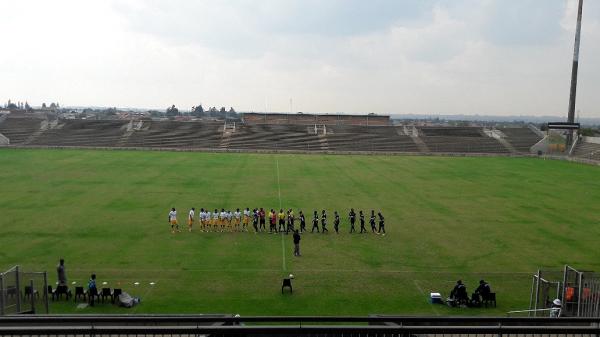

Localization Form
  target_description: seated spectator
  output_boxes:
[449,280,469,306]
[475,279,491,296]
[470,279,491,305]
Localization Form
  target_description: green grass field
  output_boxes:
[1,148,599,316]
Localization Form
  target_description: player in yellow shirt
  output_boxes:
[278,209,286,233]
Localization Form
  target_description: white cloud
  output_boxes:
[0,0,598,117]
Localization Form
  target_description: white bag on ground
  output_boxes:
[118,292,140,308]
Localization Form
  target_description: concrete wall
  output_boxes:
[583,136,600,145]
[243,113,390,126]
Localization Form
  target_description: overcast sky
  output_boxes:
[1,0,598,117]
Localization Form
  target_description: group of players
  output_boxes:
[168,207,386,235]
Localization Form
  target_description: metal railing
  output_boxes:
[1,315,600,336]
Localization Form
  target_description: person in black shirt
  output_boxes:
[259,208,266,231]
[359,210,367,233]
[321,210,328,233]
[450,280,469,306]
[311,211,320,233]
[333,211,340,234]
[370,210,377,233]
[252,208,259,233]
[293,230,301,256]
[299,210,306,233]
[471,279,491,306]
[348,208,356,233]
[377,212,385,235]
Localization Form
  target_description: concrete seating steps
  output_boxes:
[0,117,44,144]
[419,127,484,137]
[421,136,508,153]
[30,120,129,147]
[226,125,324,150]
[326,134,420,152]
[500,128,543,153]
[572,142,600,161]
[123,121,223,148]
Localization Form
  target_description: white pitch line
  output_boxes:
[413,279,440,316]
[276,158,286,272]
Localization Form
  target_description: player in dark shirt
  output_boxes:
[348,208,356,233]
[378,212,385,235]
[370,210,377,233]
[321,210,328,233]
[259,208,266,231]
[252,208,259,233]
[359,210,367,233]
[311,211,320,233]
[333,211,340,234]
[299,210,306,233]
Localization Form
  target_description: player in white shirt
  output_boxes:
[226,210,233,231]
[212,209,219,231]
[188,208,195,232]
[219,209,226,232]
[198,209,204,232]
[243,208,250,232]
[168,208,179,234]
[201,209,208,232]
[234,208,241,232]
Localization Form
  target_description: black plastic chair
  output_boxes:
[482,292,497,307]
[74,286,87,302]
[53,285,71,301]
[281,278,292,294]
[23,286,39,300]
[111,288,122,304]
[101,288,112,303]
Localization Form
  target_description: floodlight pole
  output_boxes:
[566,0,584,146]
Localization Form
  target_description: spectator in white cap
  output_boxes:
[550,298,562,318]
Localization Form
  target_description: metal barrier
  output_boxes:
[1,315,600,336]
[0,266,48,315]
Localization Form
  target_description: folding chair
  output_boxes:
[74,286,87,302]
[281,278,292,294]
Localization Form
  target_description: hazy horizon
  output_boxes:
[1,0,599,118]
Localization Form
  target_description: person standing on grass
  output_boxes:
[234,208,242,232]
[259,208,266,231]
[349,208,356,233]
[359,210,367,233]
[278,209,286,233]
[188,207,195,232]
[88,274,97,307]
[333,211,340,234]
[269,209,277,233]
[243,208,251,232]
[299,210,306,233]
[321,210,328,233]
[378,212,386,235]
[199,208,205,232]
[287,208,295,234]
[370,210,377,233]
[57,258,67,286]
[293,230,301,256]
[252,208,259,233]
[311,211,320,233]
[169,208,179,233]
[213,209,219,231]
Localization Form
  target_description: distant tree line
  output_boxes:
[165,104,238,119]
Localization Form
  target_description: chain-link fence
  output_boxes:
[0,266,48,315]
